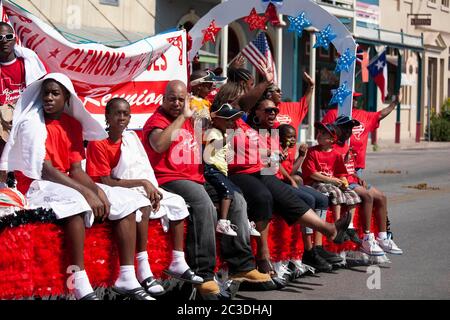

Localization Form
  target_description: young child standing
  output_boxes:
[302,122,361,244]
[86,98,204,297]
[203,102,260,237]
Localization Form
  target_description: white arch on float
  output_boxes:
[188,0,356,115]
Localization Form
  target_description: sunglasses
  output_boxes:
[264,107,280,115]
[0,33,15,42]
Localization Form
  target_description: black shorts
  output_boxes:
[229,172,311,226]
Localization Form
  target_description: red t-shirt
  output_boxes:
[228,119,265,175]
[333,143,358,184]
[142,107,204,185]
[301,145,348,186]
[86,138,122,183]
[16,114,85,194]
[275,96,309,133]
[322,108,381,169]
[0,58,26,105]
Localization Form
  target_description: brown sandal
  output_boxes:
[256,258,276,277]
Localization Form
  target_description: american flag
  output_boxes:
[241,32,278,85]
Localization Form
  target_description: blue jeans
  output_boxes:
[163,180,255,279]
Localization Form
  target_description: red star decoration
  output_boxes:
[243,8,267,31]
[265,3,281,27]
[48,48,61,59]
[167,35,184,65]
[202,20,221,45]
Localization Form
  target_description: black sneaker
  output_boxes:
[346,228,362,245]
[314,245,344,264]
[302,248,332,273]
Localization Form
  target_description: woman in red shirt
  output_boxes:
[243,100,343,272]
[228,99,351,276]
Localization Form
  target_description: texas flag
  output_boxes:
[368,50,388,102]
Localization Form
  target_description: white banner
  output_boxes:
[3,1,187,129]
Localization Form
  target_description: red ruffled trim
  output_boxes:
[0,206,380,299]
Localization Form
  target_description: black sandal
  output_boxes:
[112,286,154,300]
[140,276,165,297]
[79,292,99,300]
[163,269,204,285]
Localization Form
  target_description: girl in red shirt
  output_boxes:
[86,98,203,296]
[3,73,152,300]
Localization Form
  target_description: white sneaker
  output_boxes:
[216,220,238,236]
[376,235,403,255]
[248,220,261,237]
[360,233,385,256]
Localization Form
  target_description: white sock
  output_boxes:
[114,265,141,290]
[378,232,388,240]
[219,219,228,223]
[136,251,153,283]
[74,270,94,300]
[168,250,190,275]
[348,221,355,229]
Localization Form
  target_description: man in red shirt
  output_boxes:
[0,22,47,182]
[264,72,314,132]
[322,91,402,173]
[142,80,274,299]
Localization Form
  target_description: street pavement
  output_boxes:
[236,143,450,300]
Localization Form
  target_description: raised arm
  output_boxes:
[302,72,315,106]
[380,91,402,121]
[235,64,274,113]
[149,99,195,153]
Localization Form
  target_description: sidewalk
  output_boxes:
[367,140,450,153]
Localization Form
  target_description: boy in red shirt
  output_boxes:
[86,98,203,297]
[302,122,361,223]
[333,115,403,255]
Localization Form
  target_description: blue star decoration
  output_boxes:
[330,82,352,107]
[287,12,312,37]
[314,24,337,50]
[335,48,356,73]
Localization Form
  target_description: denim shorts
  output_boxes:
[204,164,241,201]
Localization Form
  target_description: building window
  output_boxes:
[442,0,449,7]
[100,0,119,6]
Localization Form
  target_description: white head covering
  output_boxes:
[0,73,108,179]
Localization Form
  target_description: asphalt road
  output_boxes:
[236,145,450,300]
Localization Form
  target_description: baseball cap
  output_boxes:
[314,122,338,140]
[190,70,227,87]
[334,115,360,128]
[210,102,244,119]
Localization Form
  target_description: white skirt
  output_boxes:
[26,180,151,227]
[132,186,189,221]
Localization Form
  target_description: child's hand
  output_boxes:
[298,144,308,157]
[340,177,349,189]
[183,94,196,118]
[330,177,343,187]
